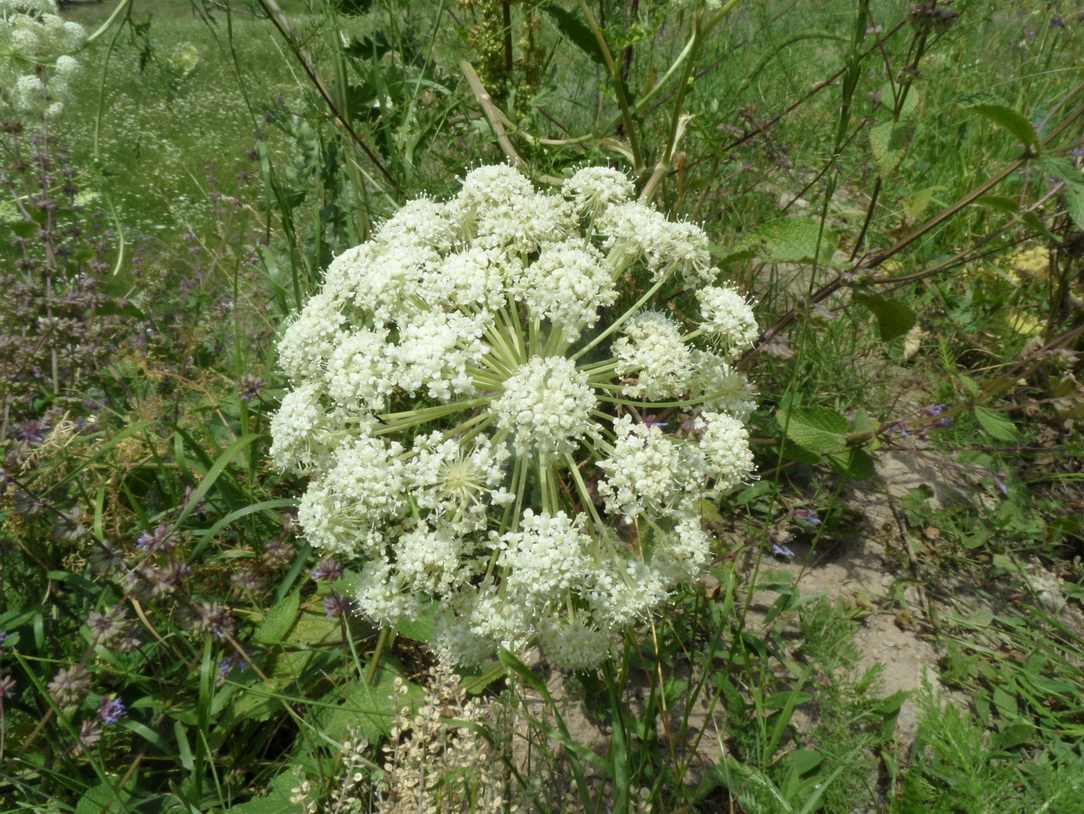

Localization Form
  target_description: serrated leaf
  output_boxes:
[856,294,916,341]
[1040,157,1084,230]
[256,591,301,644]
[962,95,1038,150]
[779,407,849,454]
[542,5,606,66]
[76,782,130,814]
[729,217,837,265]
[974,406,1021,441]
[1040,156,1083,187]
[1063,181,1084,231]
[869,120,914,177]
[882,81,920,119]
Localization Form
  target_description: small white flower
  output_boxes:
[613,311,692,400]
[698,286,759,359]
[563,166,635,219]
[494,356,597,458]
[514,241,617,343]
[498,510,593,613]
[697,411,756,493]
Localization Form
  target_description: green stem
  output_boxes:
[576,0,643,170]
[572,273,672,362]
[364,627,394,686]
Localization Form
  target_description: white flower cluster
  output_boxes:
[0,0,85,119]
[272,164,759,670]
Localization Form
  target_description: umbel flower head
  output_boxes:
[0,0,85,118]
[272,164,757,670]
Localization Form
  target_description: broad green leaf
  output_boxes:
[395,598,438,644]
[76,782,130,814]
[543,5,606,66]
[827,448,877,480]
[856,294,917,341]
[961,94,1039,149]
[852,406,876,435]
[1040,156,1083,187]
[728,217,837,265]
[869,120,914,177]
[317,662,417,743]
[992,720,1034,751]
[974,406,1021,441]
[256,591,301,644]
[778,407,848,454]
[882,82,920,119]
[223,769,305,814]
[8,220,38,238]
[974,194,1020,215]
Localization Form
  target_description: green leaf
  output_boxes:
[974,406,1021,441]
[1040,156,1082,187]
[869,120,914,177]
[902,185,943,220]
[317,663,417,743]
[1041,157,1084,230]
[778,407,849,454]
[993,720,1034,751]
[1062,180,1084,231]
[256,591,301,644]
[8,220,38,238]
[852,407,876,436]
[727,217,837,265]
[395,598,438,644]
[961,94,1039,150]
[76,782,130,814]
[856,294,917,341]
[974,194,1020,215]
[542,5,606,66]
[828,448,877,480]
[223,769,305,814]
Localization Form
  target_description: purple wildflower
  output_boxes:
[323,592,355,618]
[237,373,266,402]
[75,720,102,754]
[98,695,127,725]
[48,666,91,706]
[771,542,796,558]
[194,602,236,639]
[791,508,821,525]
[136,524,175,554]
[310,558,344,583]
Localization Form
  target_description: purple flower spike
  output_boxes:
[310,558,344,583]
[99,695,127,725]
